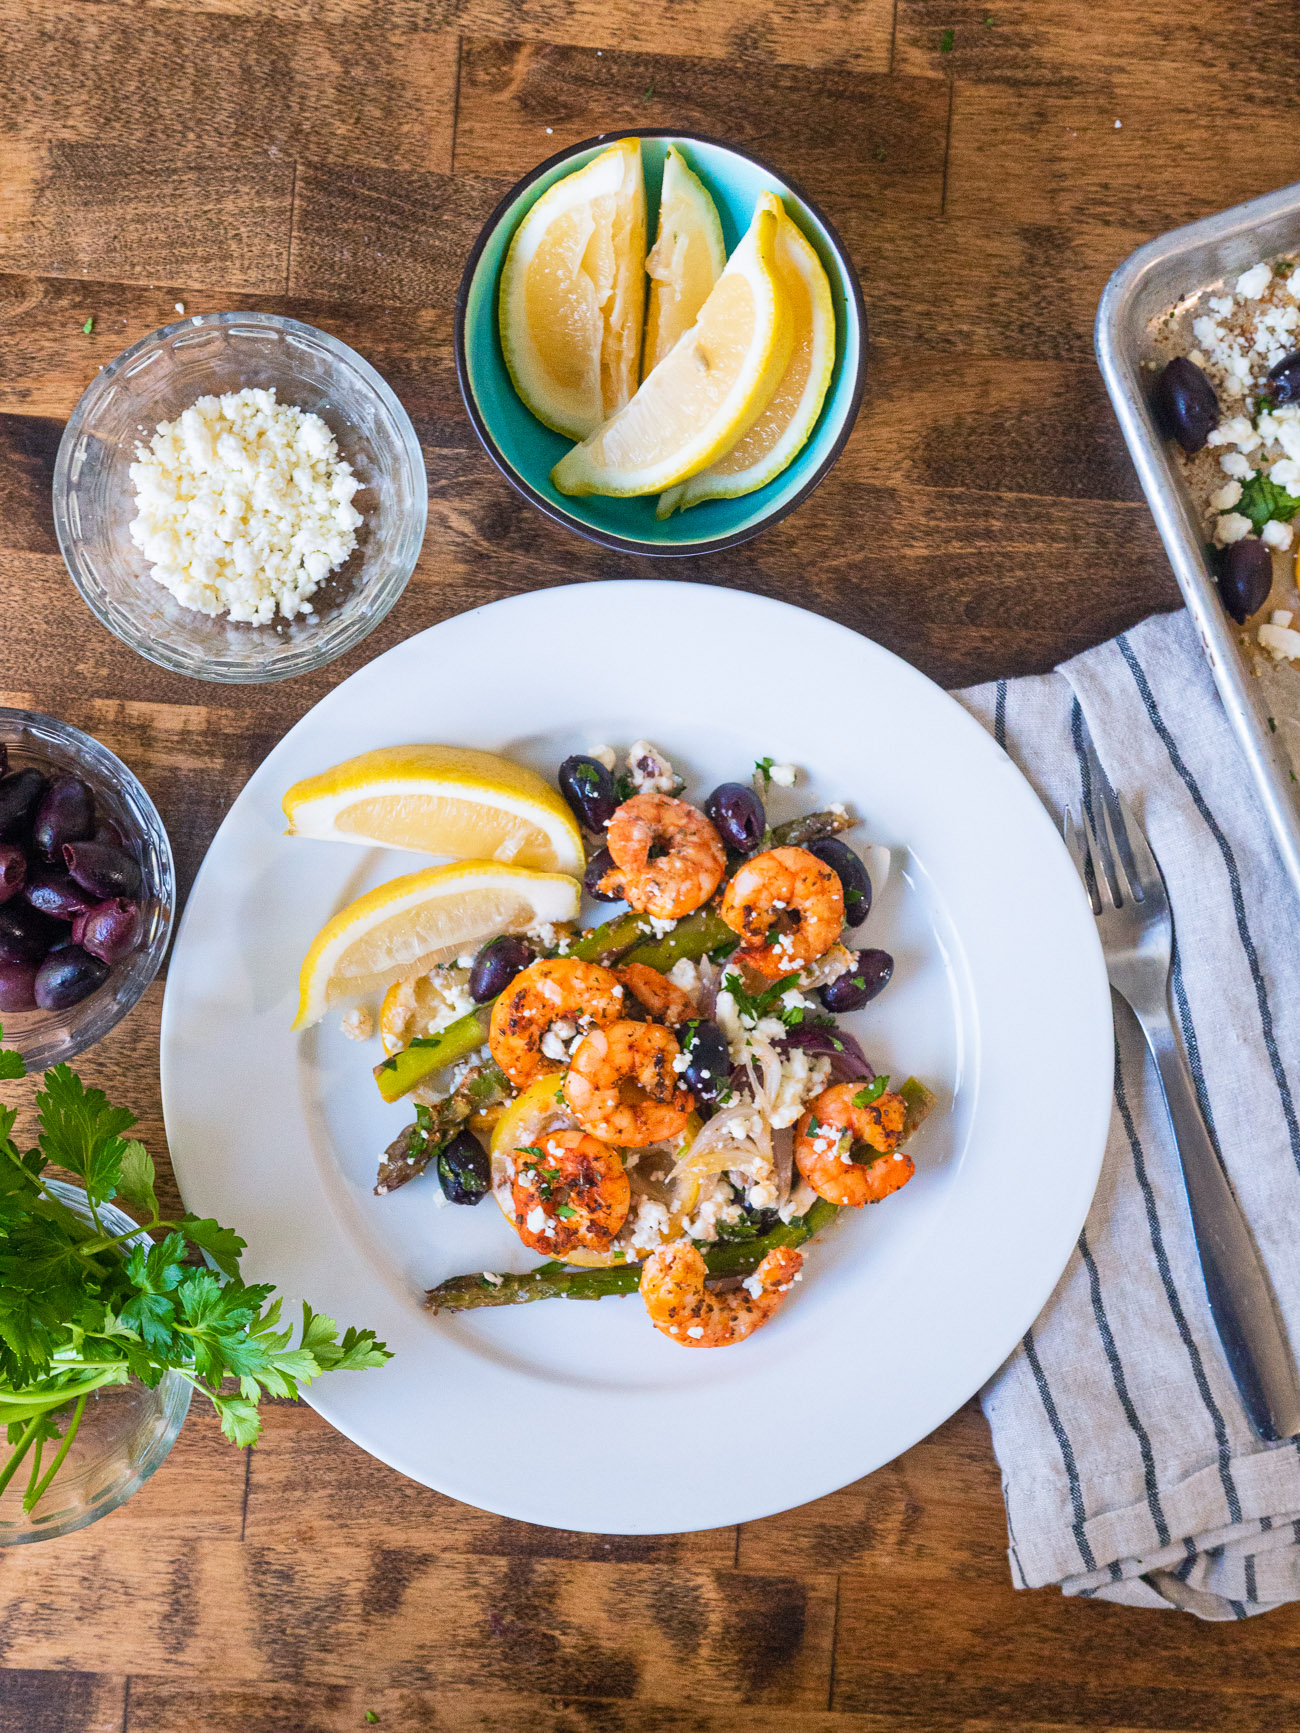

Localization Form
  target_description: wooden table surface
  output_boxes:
[4,0,1300,1728]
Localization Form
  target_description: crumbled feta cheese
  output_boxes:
[767,762,797,787]
[1259,622,1300,662]
[627,1196,671,1248]
[1271,457,1300,492]
[1220,451,1255,479]
[525,1206,548,1235]
[174,301,185,314]
[1272,609,1295,628]
[742,1271,765,1300]
[1209,480,1243,511]
[1214,513,1253,546]
[340,1005,373,1042]
[128,387,362,624]
[666,957,703,1004]
[1262,519,1294,551]
[587,745,617,772]
[482,1271,504,1287]
[645,915,677,939]
[1237,262,1274,300]
[625,740,679,794]
[527,921,560,952]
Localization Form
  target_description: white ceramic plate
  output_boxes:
[161,580,1112,1533]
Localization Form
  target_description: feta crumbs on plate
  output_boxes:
[625,740,682,794]
[340,1005,374,1042]
[128,386,363,625]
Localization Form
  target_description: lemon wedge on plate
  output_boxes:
[642,145,726,377]
[550,199,793,499]
[293,862,580,1029]
[499,137,647,440]
[282,744,585,877]
[657,192,836,516]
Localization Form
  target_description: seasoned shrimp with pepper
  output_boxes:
[720,845,843,979]
[564,1019,694,1146]
[615,961,696,1027]
[511,1129,631,1256]
[600,792,726,919]
[642,1242,803,1346]
[793,1081,913,1207]
[489,957,625,1089]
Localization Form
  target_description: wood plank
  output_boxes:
[452,39,948,219]
[738,1403,1009,1579]
[0,1670,124,1733]
[124,0,895,73]
[0,1541,837,1704]
[0,142,293,293]
[244,1401,734,1565]
[288,162,512,309]
[71,1405,246,1541]
[0,2,457,174]
[894,0,1295,102]
[945,82,1300,233]
[833,1571,1300,1727]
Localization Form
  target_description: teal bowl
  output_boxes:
[454,131,866,557]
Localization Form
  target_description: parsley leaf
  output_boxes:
[940,27,955,50]
[852,1076,890,1107]
[723,970,801,1023]
[82,316,94,335]
[1235,473,1300,531]
[754,757,775,785]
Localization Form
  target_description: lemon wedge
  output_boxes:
[282,744,585,878]
[657,193,836,516]
[642,146,726,378]
[550,199,793,499]
[499,138,647,440]
[293,861,580,1029]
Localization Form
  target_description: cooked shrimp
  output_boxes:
[642,1242,802,1346]
[615,962,696,1027]
[510,1128,631,1256]
[793,1081,913,1207]
[564,1019,694,1146]
[720,845,844,980]
[600,792,726,919]
[489,957,625,1089]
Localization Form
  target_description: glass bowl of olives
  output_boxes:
[0,710,174,1067]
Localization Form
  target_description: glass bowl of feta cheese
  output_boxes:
[53,313,427,683]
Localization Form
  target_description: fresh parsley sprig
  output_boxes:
[0,1028,390,1511]
[723,970,804,1025]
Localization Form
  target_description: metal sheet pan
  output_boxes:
[1095,180,1300,899]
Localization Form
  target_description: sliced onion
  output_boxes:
[771,1123,794,1202]
[671,1100,769,1180]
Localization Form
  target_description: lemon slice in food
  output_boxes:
[293,862,580,1030]
[550,200,793,499]
[657,193,836,516]
[642,146,727,378]
[282,744,585,877]
[499,137,647,440]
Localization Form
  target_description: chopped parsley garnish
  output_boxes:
[81,316,94,335]
[1235,473,1300,531]
[754,756,775,785]
[573,762,601,791]
[1269,716,1278,733]
[940,27,955,51]
[516,1144,544,1157]
[724,970,801,1023]
[613,771,637,802]
[554,1204,578,1220]
[853,1076,890,1107]
[873,145,887,162]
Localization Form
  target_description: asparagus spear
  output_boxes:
[769,807,856,848]
[618,906,736,972]
[374,1061,510,1194]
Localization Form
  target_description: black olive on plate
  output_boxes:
[0,902,60,966]
[32,775,96,862]
[583,845,623,902]
[1217,537,1273,625]
[468,934,534,1004]
[558,754,619,832]
[820,949,894,1013]
[436,1128,491,1205]
[33,946,109,1011]
[1267,350,1300,406]
[704,783,765,854]
[1151,356,1220,454]
[806,836,871,928]
[0,769,48,843]
[680,1019,731,1108]
[62,838,142,901]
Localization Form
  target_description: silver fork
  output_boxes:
[1065,744,1300,1442]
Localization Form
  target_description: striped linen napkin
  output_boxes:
[955,608,1300,1619]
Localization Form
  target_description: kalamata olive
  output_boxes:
[681,1018,731,1107]
[0,844,25,906]
[32,775,95,862]
[0,745,6,777]
[583,845,623,902]
[1217,537,1273,625]
[95,819,125,849]
[0,769,47,843]
[704,783,765,854]
[0,962,37,1012]
[1267,350,1300,405]
[0,902,60,966]
[807,836,871,928]
[469,934,535,1003]
[436,1128,491,1205]
[33,946,109,1011]
[73,898,140,965]
[1152,356,1220,454]
[558,755,619,832]
[24,867,95,923]
[62,839,142,900]
[820,949,894,1013]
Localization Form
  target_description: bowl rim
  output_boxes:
[453,128,868,558]
[52,310,428,686]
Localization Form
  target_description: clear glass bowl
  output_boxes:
[53,312,427,684]
[0,1182,191,1545]
[0,709,174,1068]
